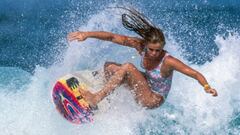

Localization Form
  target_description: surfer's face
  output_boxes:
[146,43,163,59]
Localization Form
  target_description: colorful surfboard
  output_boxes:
[52,74,93,124]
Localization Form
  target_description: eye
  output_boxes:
[149,48,160,52]
[149,48,154,51]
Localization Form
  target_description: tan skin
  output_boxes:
[68,31,218,109]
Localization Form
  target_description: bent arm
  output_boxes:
[166,56,217,96]
[169,57,208,86]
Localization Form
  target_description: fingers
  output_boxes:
[212,90,218,97]
[205,88,218,97]
[210,89,218,97]
[67,31,87,43]
[67,32,80,41]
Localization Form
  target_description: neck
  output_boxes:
[145,50,166,61]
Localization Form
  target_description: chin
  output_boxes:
[149,56,159,60]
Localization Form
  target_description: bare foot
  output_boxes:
[78,88,98,107]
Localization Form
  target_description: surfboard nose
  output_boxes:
[52,75,94,124]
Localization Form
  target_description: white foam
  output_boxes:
[1,7,240,135]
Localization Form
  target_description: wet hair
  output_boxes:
[120,7,165,46]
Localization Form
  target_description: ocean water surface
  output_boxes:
[0,0,240,134]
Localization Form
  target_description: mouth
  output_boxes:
[148,55,158,60]
[149,54,157,58]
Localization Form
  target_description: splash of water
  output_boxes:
[0,7,240,135]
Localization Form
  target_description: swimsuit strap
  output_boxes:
[158,52,169,69]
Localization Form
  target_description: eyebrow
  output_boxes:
[148,48,161,51]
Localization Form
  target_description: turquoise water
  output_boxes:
[0,0,240,134]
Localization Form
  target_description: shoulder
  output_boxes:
[164,54,177,62]
[163,54,183,69]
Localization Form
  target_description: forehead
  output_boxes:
[147,43,163,49]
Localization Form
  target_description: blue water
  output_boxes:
[0,0,240,134]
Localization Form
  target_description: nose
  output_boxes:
[152,50,157,55]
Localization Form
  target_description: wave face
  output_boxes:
[0,0,240,134]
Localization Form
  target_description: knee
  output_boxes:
[104,62,115,69]
[104,62,121,71]
[121,63,138,72]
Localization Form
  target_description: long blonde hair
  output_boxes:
[121,7,165,46]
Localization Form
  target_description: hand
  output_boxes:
[205,88,218,97]
[67,31,88,41]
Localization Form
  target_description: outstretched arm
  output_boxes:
[68,31,144,52]
[166,56,218,96]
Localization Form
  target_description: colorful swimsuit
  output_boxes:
[141,51,173,99]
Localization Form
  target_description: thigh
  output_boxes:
[104,62,147,79]
[122,63,164,108]
[104,62,122,73]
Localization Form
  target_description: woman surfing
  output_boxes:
[68,8,217,109]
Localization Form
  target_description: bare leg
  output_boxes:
[79,63,164,109]
[79,66,126,107]
[103,61,147,82]
[103,62,122,81]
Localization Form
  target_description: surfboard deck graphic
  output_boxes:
[52,74,93,124]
